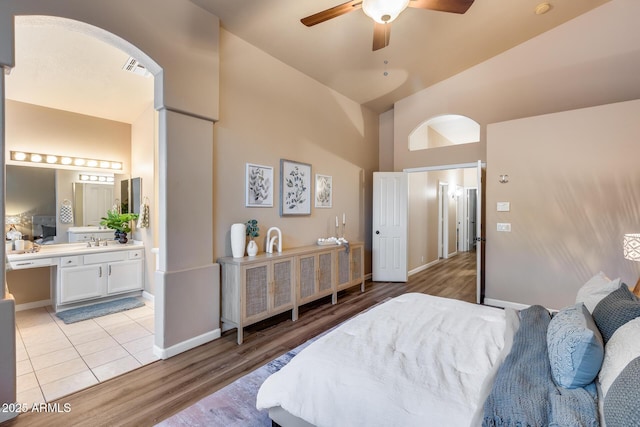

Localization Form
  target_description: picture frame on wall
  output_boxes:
[245,163,274,207]
[314,174,332,208]
[280,159,311,216]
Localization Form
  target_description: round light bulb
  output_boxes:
[46,155,58,164]
[362,0,410,24]
[30,154,42,163]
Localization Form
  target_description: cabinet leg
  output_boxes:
[237,328,243,345]
[292,307,298,321]
[332,292,337,305]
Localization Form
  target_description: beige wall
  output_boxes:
[6,100,131,173]
[392,0,640,173]
[6,268,49,305]
[407,168,465,271]
[486,99,640,309]
[392,0,640,304]
[131,104,157,294]
[214,30,379,272]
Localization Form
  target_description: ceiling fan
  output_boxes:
[301,0,475,51]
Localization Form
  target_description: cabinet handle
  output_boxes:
[99,266,102,277]
[109,265,112,276]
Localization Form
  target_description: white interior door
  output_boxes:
[476,160,485,304]
[84,183,114,226]
[372,172,408,282]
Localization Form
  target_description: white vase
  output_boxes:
[230,223,246,258]
[247,239,258,257]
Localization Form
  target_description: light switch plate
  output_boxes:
[497,223,511,232]
[497,202,510,212]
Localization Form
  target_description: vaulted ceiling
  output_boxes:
[5,0,611,123]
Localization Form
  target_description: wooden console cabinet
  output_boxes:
[219,242,364,344]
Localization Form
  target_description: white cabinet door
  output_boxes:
[107,260,143,294]
[59,264,105,303]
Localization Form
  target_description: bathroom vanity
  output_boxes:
[7,242,144,312]
[218,242,364,344]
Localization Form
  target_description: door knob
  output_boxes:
[375,230,380,234]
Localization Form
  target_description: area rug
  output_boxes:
[156,337,318,427]
[55,297,144,324]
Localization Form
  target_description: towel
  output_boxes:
[60,199,74,224]
[137,202,149,228]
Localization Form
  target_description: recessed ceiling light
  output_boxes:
[535,2,552,15]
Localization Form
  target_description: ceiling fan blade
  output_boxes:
[372,22,390,51]
[407,0,474,14]
[301,1,363,27]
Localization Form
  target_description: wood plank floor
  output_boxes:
[3,251,476,427]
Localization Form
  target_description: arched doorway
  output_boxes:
[5,15,160,403]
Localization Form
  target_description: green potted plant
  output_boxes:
[246,219,259,256]
[100,208,139,243]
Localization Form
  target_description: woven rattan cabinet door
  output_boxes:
[271,258,294,312]
[242,263,269,323]
[337,249,350,288]
[318,251,333,293]
[351,245,363,283]
[298,254,316,302]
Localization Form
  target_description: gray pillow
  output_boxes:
[547,303,604,388]
[603,356,640,427]
[592,285,640,344]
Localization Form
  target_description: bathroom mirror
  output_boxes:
[131,177,141,214]
[6,165,55,240]
[6,164,129,241]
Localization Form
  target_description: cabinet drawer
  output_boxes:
[83,251,127,264]
[128,250,143,260]
[9,257,54,270]
[59,256,81,268]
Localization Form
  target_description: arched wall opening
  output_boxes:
[408,114,480,151]
[1,4,221,419]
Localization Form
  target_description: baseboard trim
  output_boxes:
[153,328,221,360]
[483,298,530,311]
[408,259,440,276]
[15,299,51,312]
[142,291,154,302]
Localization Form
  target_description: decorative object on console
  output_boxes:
[246,163,274,207]
[266,227,282,254]
[231,223,246,258]
[314,174,332,208]
[246,219,260,257]
[623,233,640,297]
[280,159,311,216]
[60,199,74,224]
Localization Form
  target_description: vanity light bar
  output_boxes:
[79,174,114,183]
[10,151,123,171]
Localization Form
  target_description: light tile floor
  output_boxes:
[14,299,157,404]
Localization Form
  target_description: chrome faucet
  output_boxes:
[266,227,282,254]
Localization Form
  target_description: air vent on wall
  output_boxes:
[122,57,150,77]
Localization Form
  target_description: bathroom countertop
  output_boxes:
[7,241,144,265]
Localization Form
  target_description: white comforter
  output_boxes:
[257,293,513,427]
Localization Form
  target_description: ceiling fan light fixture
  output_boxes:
[362,0,410,24]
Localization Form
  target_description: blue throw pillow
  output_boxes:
[604,356,640,427]
[592,285,640,344]
[547,303,604,388]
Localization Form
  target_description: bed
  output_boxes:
[31,215,57,244]
[256,273,640,427]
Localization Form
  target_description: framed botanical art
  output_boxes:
[280,159,311,216]
[245,163,274,207]
[314,174,332,208]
